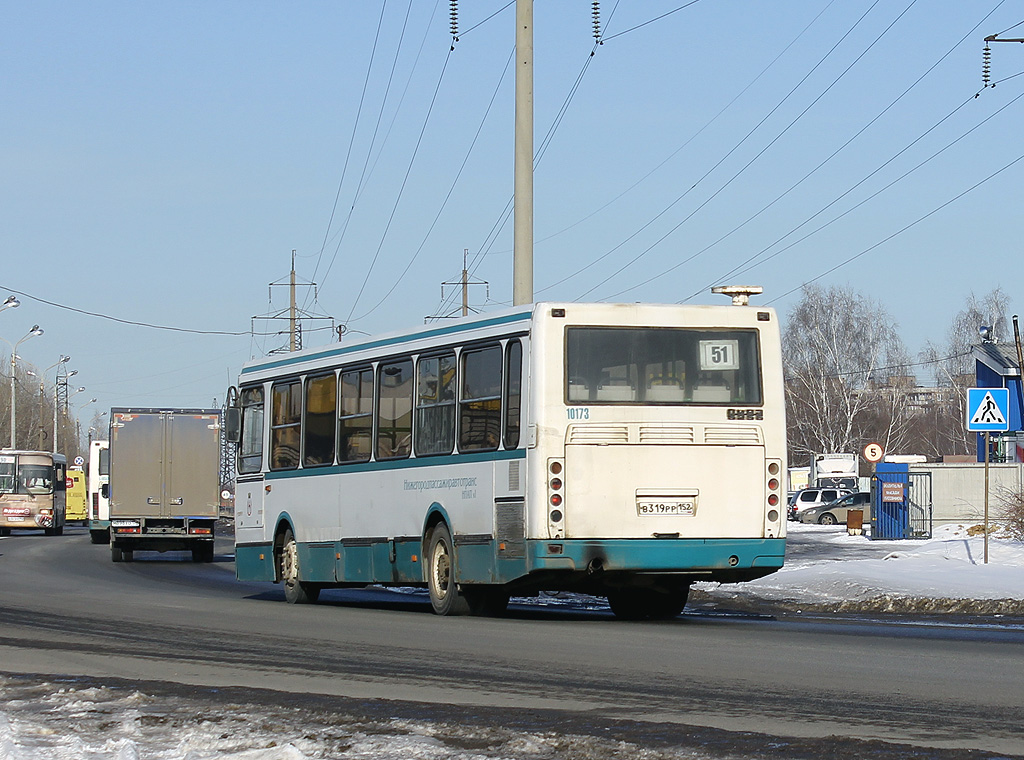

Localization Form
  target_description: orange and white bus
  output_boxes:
[0,450,68,536]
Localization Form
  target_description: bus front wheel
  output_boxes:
[280,528,319,604]
[427,524,470,616]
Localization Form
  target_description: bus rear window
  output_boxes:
[566,327,762,405]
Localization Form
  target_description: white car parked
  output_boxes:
[788,487,853,521]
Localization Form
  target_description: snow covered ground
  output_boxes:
[695,522,1024,614]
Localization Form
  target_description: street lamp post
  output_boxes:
[2,324,44,448]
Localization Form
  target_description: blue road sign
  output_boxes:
[967,387,1010,432]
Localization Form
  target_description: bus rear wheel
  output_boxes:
[607,585,690,621]
[280,528,319,604]
[427,524,470,616]
[90,530,110,544]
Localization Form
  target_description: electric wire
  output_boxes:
[439,1,624,317]
[308,1,391,300]
[534,0,837,296]
[304,0,416,313]
[352,47,516,322]
[601,0,705,43]
[587,0,905,303]
[683,0,1008,300]
[821,350,972,380]
[0,284,249,336]
[325,2,446,316]
[346,43,456,324]
[459,0,514,38]
[767,145,1024,305]
[716,84,1024,296]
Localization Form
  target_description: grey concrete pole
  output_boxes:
[513,0,533,306]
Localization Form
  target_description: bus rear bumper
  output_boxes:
[526,537,786,583]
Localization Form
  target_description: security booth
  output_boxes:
[871,462,932,540]
[972,342,1023,462]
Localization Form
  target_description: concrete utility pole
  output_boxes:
[513,0,533,306]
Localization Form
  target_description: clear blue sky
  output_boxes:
[2,1,1022,426]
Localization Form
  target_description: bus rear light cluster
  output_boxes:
[548,459,564,524]
[766,459,782,521]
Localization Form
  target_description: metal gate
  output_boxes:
[871,465,932,540]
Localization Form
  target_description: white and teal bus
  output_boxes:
[87,439,110,544]
[228,298,786,618]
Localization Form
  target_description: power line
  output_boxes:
[719,84,1024,297]
[309,1,392,300]
[535,1,838,298]
[685,1,1011,300]
[459,0,514,38]
[587,0,908,302]
[601,0,705,43]
[354,47,516,322]
[449,2,624,314]
[346,43,456,324]
[0,284,248,336]
[768,146,1024,304]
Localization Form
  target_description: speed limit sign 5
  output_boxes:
[863,442,884,463]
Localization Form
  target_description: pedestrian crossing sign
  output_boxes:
[967,387,1010,431]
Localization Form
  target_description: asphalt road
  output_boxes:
[1,525,1022,758]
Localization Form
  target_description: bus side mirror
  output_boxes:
[101,484,109,499]
[225,407,241,444]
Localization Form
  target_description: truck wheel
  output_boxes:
[111,545,123,563]
[44,525,64,536]
[191,544,215,563]
[426,524,470,616]
[280,528,319,604]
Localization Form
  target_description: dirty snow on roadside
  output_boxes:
[696,522,1024,609]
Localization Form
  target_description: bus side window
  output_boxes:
[303,373,337,467]
[238,386,265,474]
[504,340,522,449]
[460,345,502,452]
[270,380,302,470]
[415,353,456,457]
[377,359,414,460]
[339,368,373,463]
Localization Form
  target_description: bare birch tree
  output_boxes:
[783,284,912,464]
[918,287,1010,458]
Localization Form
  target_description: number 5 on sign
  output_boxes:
[863,442,884,463]
[700,339,739,370]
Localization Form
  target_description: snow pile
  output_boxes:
[695,523,1024,614]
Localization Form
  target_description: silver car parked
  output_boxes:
[788,487,852,521]
[798,491,871,525]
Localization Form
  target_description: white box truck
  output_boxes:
[107,408,221,563]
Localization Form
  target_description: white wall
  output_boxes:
[909,463,1024,527]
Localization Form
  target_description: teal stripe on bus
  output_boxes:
[241,310,533,376]
[264,447,526,480]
